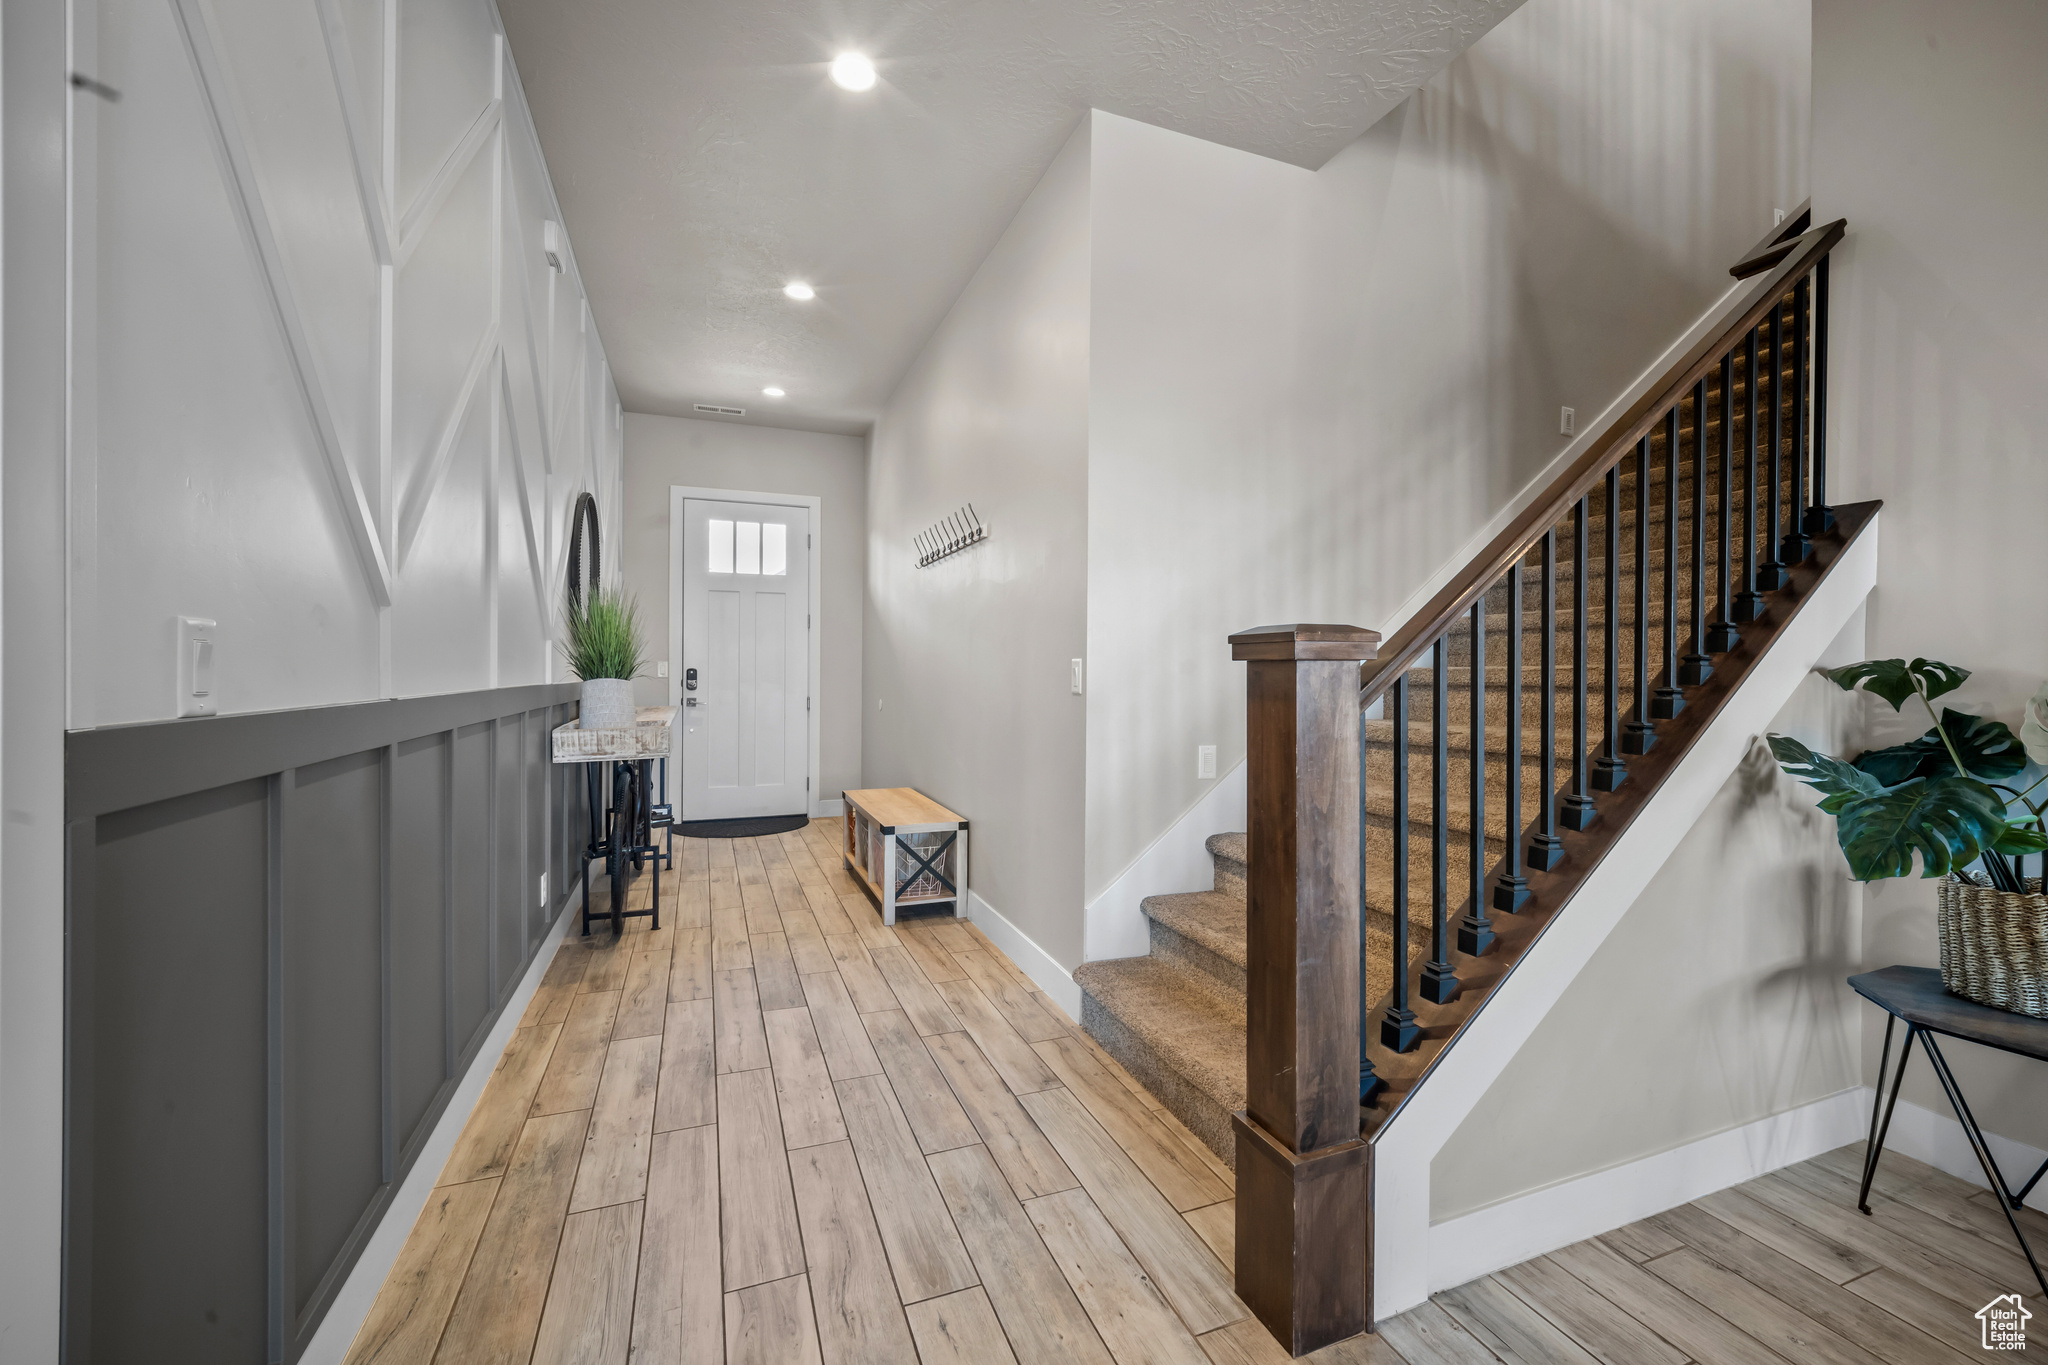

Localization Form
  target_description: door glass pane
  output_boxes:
[762,522,787,576]
[736,521,761,575]
[709,519,734,574]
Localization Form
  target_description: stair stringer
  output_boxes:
[1369,511,1880,1319]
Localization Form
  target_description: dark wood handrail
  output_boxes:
[1729,197,1812,278]
[1358,217,1846,709]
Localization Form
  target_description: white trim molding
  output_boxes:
[1373,513,1881,1316]
[1875,1093,2048,1209]
[967,889,1083,1020]
[1424,1083,2048,1303]
[667,484,825,822]
[1084,758,1246,962]
[1427,1088,1870,1293]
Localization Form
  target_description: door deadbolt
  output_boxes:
[685,666,698,691]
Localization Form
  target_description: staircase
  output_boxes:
[1072,213,1874,1354]
[1075,356,1803,1170]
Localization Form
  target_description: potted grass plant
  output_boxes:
[1770,659,2048,1017]
[564,586,646,731]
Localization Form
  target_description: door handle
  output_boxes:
[685,697,701,707]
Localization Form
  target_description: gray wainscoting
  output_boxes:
[64,683,591,1365]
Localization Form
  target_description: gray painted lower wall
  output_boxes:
[63,683,587,1364]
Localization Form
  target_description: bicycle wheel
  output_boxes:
[609,762,638,933]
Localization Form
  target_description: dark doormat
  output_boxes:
[670,813,811,839]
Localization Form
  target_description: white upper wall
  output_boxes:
[621,413,867,804]
[1817,0,2048,1151]
[864,119,1093,969]
[80,0,621,726]
[1083,0,1810,904]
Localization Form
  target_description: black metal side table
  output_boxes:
[1851,965,2048,1296]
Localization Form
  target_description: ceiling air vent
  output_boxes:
[694,403,746,417]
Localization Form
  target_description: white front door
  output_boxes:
[679,498,812,819]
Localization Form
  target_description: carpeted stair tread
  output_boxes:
[1075,956,1247,1160]
[1142,890,1249,980]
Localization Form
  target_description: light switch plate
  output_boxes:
[177,616,217,718]
[1559,406,1576,436]
[1070,658,1085,695]
[656,660,669,677]
[1198,745,1217,780]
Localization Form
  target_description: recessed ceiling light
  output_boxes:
[782,281,815,301]
[830,52,877,92]
[762,386,786,398]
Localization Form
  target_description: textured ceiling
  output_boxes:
[497,0,1520,434]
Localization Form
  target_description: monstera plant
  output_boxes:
[1769,659,2048,890]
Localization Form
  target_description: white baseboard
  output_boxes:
[965,888,1083,1020]
[1083,759,1246,962]
[1875,1093,2048,1208]
[813,797,846,819]
[300,897,580,1365]
[1427,1088,1870,1294]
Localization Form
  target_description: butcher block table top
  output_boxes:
[841,787,965,831]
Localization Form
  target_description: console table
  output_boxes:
[842,787,967,926]
[553,706,676,935]
[1851,964,2048,1297]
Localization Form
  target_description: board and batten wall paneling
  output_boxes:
[77,0,622,731]
[65,685,584,1364]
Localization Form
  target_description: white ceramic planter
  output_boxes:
[579,677,637,731]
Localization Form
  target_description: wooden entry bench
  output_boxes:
[842,787,968,925]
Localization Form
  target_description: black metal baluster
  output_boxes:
[1680,378,1713,686]
[1528,531,1565,871]
[1561,499,1596,831]
[1757,297,1790,591]
[1459,600,1494,954]
[1492,565,1530,911]
[1706,350,1741,652]
[1622,440,1658,754]
[1652,407,1685,718]
[1806,255,1835,534]
[1593,464,1627,791]
[1358,702,1384,1104]
[1782,274,1813,564]
[1382,674,1418,1051]
[1421,636,1458,1004]
[1732,327,1766,621]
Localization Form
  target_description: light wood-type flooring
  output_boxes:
[346,820,2025,1364]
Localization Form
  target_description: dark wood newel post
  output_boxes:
[1228,622,1380,1356]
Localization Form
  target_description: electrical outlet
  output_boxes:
[177,616,218,718]
[1559,406,1576,437]
[1070,658,1085,695]
[656,660,669,677]
[539,872,549,908]
[1198,745,1217,780]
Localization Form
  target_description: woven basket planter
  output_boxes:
[1937,875,2048,1018]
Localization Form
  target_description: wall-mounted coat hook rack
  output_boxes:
[916,504,988,567]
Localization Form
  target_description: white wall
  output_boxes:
[1431,609,1867,1220]
[622,413,866,805]
[1816,0,2048,1154]
[864,119,1093,971]
[1083,0,1811,908]
[79,0,622,728]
